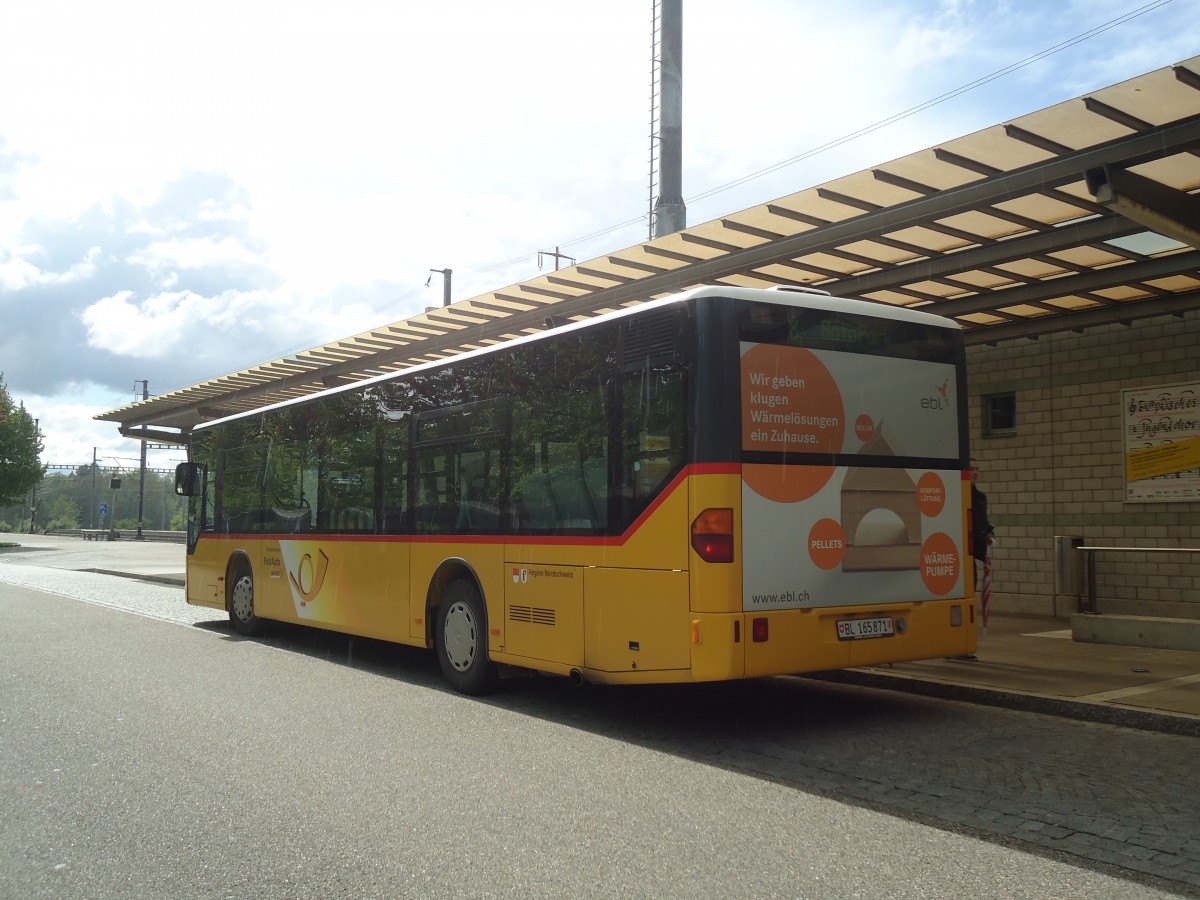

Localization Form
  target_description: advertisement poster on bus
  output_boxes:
[739,341,965,610]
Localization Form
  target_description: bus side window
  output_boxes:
[453,477,492,532]
[323,431,376,535]
[548,452,597,531]
[199,468,215,533]
[264,441,310,533]
[513,473,557,531]
[218,441,269,533]
[379,415,409,535]
[619,364,686,514]
[415,462,452,534]
[582,457,608,529]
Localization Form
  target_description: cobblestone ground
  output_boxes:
[4,560,1198,895]
[0,562,217,627]
[727,699,1199,892]
[525,673,1200,895]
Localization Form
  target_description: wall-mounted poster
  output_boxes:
[1122,381,1200,502]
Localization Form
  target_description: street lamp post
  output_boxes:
[429,268,452,307]
[90,447,97,529]
[29,418,39,533]
[136,380,148,539]
[110,472,121,537]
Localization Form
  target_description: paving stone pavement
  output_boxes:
[3,537,1199,894]
[508,668,1200,893]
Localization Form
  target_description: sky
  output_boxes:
[1,0,1197,475]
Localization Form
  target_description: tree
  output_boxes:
[45,495,81,531]
[0,373,45,507]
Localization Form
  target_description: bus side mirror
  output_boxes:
[175,462,204,497]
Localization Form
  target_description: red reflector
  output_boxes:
[694,535,733,562]
[691,508,734,563]
[752,617,768,642]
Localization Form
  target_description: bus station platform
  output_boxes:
[3,533,1198,735]
[820,613,1200,737]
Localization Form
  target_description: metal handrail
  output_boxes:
[1076,545,1200,614]
[47,528,185,544]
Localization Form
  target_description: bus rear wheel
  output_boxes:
[436,579,497,695]
[228,562,265,636]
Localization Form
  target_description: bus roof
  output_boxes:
[194,285,960,433]
[684,285,963,330]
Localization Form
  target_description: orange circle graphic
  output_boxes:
[808,518,846,570]
[916,472,946,517]
[741,343,845,503]
[855,414,875,443]
[919,532,960,596]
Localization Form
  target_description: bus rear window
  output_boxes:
[738,303,958,363]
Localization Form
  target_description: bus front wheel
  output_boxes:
[228,562,265,637]
[436,579,497,695]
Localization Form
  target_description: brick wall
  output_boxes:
[968,309,1200,618]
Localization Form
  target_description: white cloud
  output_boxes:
[81,288,263,357]
[893,22,975,71]
[125,236,265,273]
[18,386,162,467]
[0,249,43,291]
[0,245,99,291]
[3,0,1197,466]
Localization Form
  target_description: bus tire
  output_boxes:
[228,561,265,637]
[436,579,497,695]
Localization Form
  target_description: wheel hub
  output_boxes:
[231,576,254,622]
[443,601,478,672]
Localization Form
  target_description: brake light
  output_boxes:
[691,507,734,563]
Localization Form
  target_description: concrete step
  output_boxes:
[1072,613,1200,652]
[1092,596,1200,620]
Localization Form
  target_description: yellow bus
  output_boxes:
[175,285,976,693]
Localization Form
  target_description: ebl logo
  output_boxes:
[921,379,950,410]
[288,548,330,607]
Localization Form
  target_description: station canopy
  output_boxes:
[100,56,1200,443]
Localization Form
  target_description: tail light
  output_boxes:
[691,507,734,563]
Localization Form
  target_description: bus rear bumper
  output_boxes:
[510,601,976,686]
[743,601,976,677]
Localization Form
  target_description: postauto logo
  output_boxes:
[288,548,330,606]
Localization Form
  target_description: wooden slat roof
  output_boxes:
[101,56,1200,438]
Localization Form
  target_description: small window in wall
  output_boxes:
[984,392,1016,436]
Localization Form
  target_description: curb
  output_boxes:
[89,568,186,588]
[807,668,1200,738]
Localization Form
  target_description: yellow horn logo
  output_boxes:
[288,548,330,605]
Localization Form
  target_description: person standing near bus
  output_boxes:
[970,457,995,584]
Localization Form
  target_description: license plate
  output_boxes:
[836,616,894,641]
